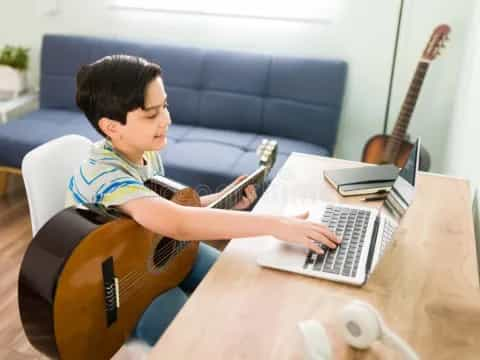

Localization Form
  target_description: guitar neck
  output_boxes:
[391,61,430,144]
[207,167,267,210]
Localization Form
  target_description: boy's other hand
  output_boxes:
[221,175,257,210]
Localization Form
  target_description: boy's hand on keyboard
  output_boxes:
[274,211,340,254]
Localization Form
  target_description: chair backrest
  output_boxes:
[473,187,480,282]
[21,134,92,236]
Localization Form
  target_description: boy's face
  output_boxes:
[107,76,171,152]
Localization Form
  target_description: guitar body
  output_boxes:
[18,184,200,360]
[362,134,431,171]
[362,134,412,167]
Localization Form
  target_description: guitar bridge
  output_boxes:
[102,257,119,327]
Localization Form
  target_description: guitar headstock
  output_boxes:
[256,138,278,175]
[422,24,451,61]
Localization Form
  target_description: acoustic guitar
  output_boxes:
[362,24,451,170]
[18,139,278,360]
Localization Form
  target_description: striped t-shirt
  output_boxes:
[65,139,165,208]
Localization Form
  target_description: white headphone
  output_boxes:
[339,300,419,360]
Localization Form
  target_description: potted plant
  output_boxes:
[0,45,29,100]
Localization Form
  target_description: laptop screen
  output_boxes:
[380,138,421,222]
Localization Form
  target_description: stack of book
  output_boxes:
[323,164,399,196]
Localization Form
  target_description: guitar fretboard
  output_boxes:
[385,61,430,160]
[208,167,266,210]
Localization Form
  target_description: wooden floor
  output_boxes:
[0,176,48,359]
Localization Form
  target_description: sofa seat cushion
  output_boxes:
[161,125,330,194]
[165,125,330,156]
[0,109,102,168]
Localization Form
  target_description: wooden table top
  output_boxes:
[149,153,480,359]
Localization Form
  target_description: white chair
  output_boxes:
[22,134,92,236]
[21,134,151,360]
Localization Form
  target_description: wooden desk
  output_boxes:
[149,153,480,359]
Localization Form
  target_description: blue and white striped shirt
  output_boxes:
[65,139,164,208]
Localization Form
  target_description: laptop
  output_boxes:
[257,138,421,286]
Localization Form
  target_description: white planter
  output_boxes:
[0,65,27,100]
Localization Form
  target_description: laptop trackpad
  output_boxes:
[257,241,308,269]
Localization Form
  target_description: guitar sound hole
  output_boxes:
[153,238,179,267]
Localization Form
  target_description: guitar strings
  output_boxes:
[118,241,182,287]
[118,242,191,297]
[117,238,183,285]
[119,244,191,300]
[119,268,143,285]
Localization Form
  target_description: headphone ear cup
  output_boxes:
[338,301,382,349]
[339,301,419,360]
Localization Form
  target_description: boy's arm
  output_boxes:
[119,196,340,251]
[119,196,278,241]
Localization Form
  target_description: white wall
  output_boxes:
[444,0,480,190]
[0,0,474,173]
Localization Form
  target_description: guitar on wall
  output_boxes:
[18,139,278,360]
[362,24,451,170]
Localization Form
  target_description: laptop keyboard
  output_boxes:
[303,205,372,278]
[379,218,395,258]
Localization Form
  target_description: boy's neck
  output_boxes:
[108,138,145,166]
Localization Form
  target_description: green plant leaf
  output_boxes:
[0,45,30,70]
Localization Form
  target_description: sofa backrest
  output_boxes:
[40,34,347,152]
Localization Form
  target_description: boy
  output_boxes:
[66,55,339,346]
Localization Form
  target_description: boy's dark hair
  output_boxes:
[76,54,162,136]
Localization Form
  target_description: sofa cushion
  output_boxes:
[0,110,101,168]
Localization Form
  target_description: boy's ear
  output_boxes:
[98,117,120,138]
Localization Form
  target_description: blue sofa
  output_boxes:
[0,34,347,195]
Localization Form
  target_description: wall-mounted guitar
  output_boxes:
[362,24,451,170]
[18,139,277,360]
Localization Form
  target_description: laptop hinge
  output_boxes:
[365,216,380,276]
